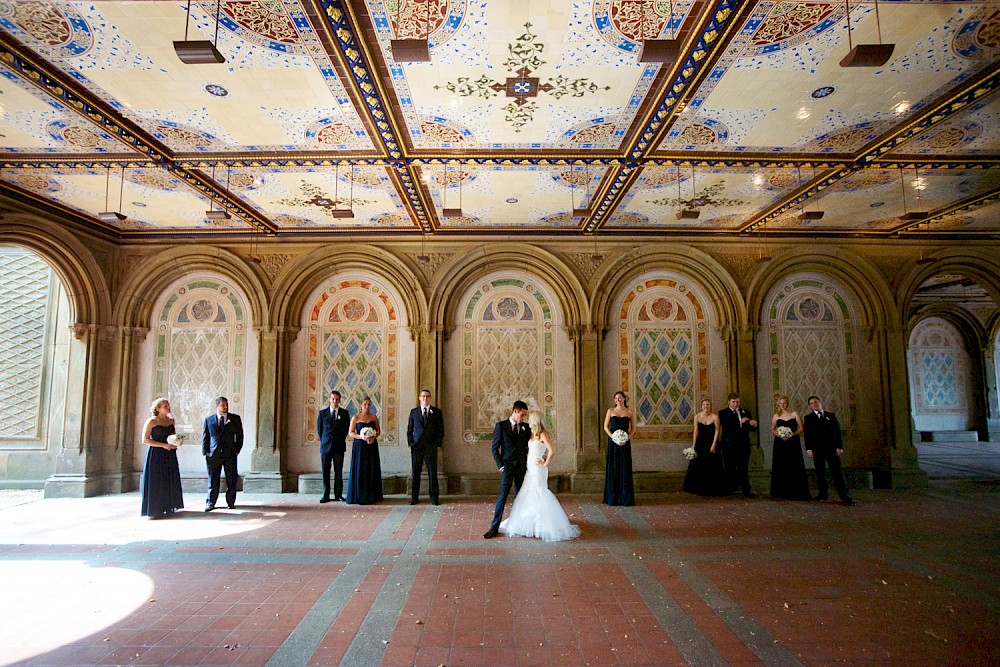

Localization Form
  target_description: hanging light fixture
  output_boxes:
[97,164,127,223]
[417,231,431,265]
[639,0,681,64]
[331,163,354,219]
[572,163,592,218]
[676,166,699,219]
[205,165,231,221]
[840,0,895,67]
[174,0,226,64]
[798,165,825,221]
[391,0,431,62]
[899,167,928,221]
[442,164,463,218]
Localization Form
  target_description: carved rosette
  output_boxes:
[411,253,450,280]
[256,253,292,281]
[566,253,605,282]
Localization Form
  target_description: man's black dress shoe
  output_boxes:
[227,504,235,509]
[483,528,499,539]
[432,499,441,506]
[409,500,418,505]
[843,499,857,506]
[320,497,331,504]
[335,496,344,502]
[205,504,214,512]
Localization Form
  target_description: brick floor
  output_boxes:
[1,465,999,666]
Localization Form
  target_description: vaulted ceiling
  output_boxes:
[1,0,998,239]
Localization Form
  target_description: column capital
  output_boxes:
[252,324,300,343]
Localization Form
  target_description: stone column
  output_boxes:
[44,324,110,497]
[571,324,605,492]
[410,323,447,494]
[106,326,149,493]
[875,323,927,488]
[984,344,1000,442]
[244,324,299,492]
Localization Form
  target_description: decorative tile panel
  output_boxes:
[305,279,398,444]
[461,277,555,443]
[153,280,247,437]
[909,318,970,415]
[0,249,53,440]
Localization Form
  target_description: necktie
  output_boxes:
[816,411,822,418]
[422,408,427,420]
[219,415,225,428]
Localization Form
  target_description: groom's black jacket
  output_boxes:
[491,420,529,469]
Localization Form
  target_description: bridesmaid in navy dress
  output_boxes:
[140,397,185,518]
[684,398,727,496]
[769,396,811,500]
[346,396,383,505]
[603,391,635,506]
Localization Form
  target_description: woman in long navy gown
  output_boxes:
[346,396,383,505]
[140,397,184,518]
[603,391,635,506]
[684,398,727,496]
[769,396,811,500]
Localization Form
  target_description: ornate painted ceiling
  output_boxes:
[0,0,998,238]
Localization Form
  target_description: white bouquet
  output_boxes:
[360,426,376,440]
[682,446,697,460]
[166,434,185,446]
[776,426,793,439]
[610,429,629,446]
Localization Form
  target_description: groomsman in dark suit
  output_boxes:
[484,400,530,538]
[317,390,350,503]
[202,396,243,511]
[718,392,758,496]
[406,389,444,505]
[803,395,855,506]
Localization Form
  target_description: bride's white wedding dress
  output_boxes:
[500,438,581,542]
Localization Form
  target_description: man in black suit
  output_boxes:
[803,395,855,506]
[202,396,243,511]
[317,390,350,503]
[406,388,444,505]
[718,392,758,496]
[484,400,530,538]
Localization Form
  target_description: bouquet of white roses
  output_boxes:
[682,446,697,460]
[775,426,793,439]
[360,426,376,440]
[611,429,629,446]
[166,434,185,446]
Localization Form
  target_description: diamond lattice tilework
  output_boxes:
[0,252,50,438]
[909,319,969,413]
[634,330,695,426]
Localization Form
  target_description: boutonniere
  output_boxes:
[428,408,433,414]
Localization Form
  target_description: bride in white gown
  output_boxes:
[500,411,581,542]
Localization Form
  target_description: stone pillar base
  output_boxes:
[889,466,929,489]
[43,474,102,498]
[241,471,285,493]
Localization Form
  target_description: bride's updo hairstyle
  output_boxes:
[527,411,547,438]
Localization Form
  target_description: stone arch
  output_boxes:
[897,249,1000,327]
[271,246,425,331]
[114,246,267,329]
[906,313,979,434]
[747,247,894,330]
[0,217,110,326]
[432,245,586,331]
[594,246,742,332]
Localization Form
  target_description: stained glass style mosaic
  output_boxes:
[305,280,398,445]
[153,280,247,437]
[0,249,53,440]
[764,276,856,425]
[461,278,555,443]
[618,279,708,441]
[909,318,970,414]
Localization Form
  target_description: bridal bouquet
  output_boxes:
[610,429,629,446]
[166,434,185,446]
[360,427,376,440]
[682,446,697,460]
[775,426,793,439]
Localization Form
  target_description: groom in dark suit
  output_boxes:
[317,390,350,503]
[484,400,530,538]
[406,389,444,505]
[718,392,758,496]
[202,396,243,511]
[804,395,855,506]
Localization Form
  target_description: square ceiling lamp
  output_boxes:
[97,165,127,224]
[675,209,700,219]
[441,165,462,218]
[898,167,928,221]
[174,0,225,64]
[205,209,230,221]
[571,164,592,217]
[331,163,354,219]
[839,0,895,67]
[796,166,825,221]
[638,0,681,64]
[390,1,432,62]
